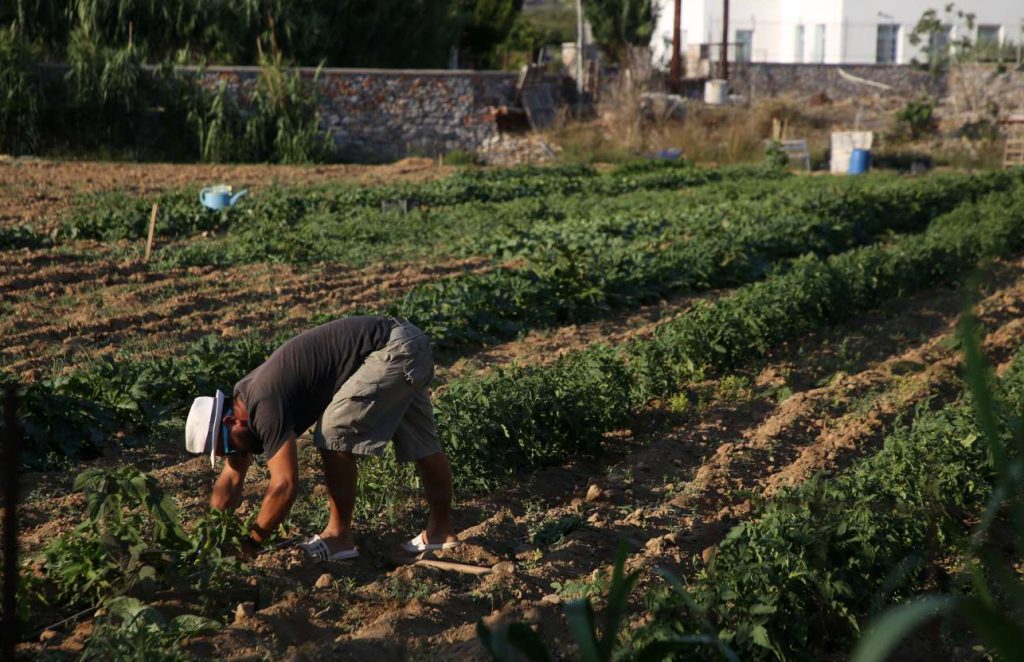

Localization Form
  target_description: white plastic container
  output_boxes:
[704,79,728,105]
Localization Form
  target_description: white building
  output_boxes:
[651,0,1024,66]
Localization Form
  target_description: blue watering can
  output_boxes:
[200,185,248,210]
[655,147,684,160]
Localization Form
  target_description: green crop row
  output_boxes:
[0,224,50,250]
[377,171,1022,351]
[148,171,791,269]
[12,181,1024,475]
[630,346,1024,659]
[435,185,1024,487]
[55,161,785,244]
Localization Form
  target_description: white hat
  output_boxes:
[185,389,225,469]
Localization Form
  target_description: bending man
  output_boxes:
[185,316,458,561]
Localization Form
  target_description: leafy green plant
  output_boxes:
[850,304,1024,661]
[81,596,219,662]
[478,544,734,661]
[242,46,332,164]
[581,0,655,65]
[763,140,789,169]
[181,508,251,601]
[634,321,1024,659]
[894,97,937,141]
[445,149,479,165]
[41,467,188,607]
[33,466,257,623]
[187,79,248,163]
[529,515,583,550]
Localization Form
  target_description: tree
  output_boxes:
[455,0,524,69]
[908,3,976,73]
[581,0,656,65]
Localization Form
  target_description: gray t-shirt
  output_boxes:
[234,316,392,459]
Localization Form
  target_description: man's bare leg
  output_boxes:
[415,451,458,544]
[318,449,358,552]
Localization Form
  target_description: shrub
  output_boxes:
[63,27,145,150]
[894,97,937,141]
[0,26,41,154]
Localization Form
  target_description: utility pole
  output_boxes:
[575,0,585,101]
[720,0,729,80]
[669,0,682,92]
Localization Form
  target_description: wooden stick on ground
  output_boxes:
[413,558,492,576]
[143,203,159,263]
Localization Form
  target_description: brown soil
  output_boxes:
[18,256,1024,660]
[0,249,491,378]
[0,157,452,232]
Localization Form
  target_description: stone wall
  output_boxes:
[945,64,1024,118]
[725,63,946,101]
[191,66,524,162]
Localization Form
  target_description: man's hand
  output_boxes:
[249,437,298,545]
[211,452,251,511]
[237,535,262,561]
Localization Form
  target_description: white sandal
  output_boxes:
[300,534,360,561]
[400,532,461,553]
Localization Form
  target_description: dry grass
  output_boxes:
[547,93,856,167]
[546,89,1009,172]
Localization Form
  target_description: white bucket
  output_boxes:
[704,79,728,105]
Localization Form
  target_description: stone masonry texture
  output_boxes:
[191,67,521,162]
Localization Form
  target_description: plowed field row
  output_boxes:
[21,255,1024,660]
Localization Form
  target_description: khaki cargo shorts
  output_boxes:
[312,318,441,462]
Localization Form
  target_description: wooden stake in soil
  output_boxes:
[143,202,159,263]
[2,385,22,658]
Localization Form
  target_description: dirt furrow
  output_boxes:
[321,261,1024,659]
[23,257,1024,660]
[2,256,490,375]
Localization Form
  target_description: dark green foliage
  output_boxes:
[437,345,632,489]
[457,0,524,69]
[34,466,251,615]
[0,26,41,153]
[61,27,145,151]
[15,334,271,468]
[10,0,462,69]
[41,466,188,607]
[60,188,228,241]
[0,224,48,249]
[634,339,1024,660]
[386,171,1019,351]
[60,161,783,249]
[81,597,219,662]
[581,0,656,63]
[218,53,331,163]
[894,97,938,141]
[764,140,789,169]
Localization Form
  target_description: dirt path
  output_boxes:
[20,257,1024,659]
[0,157,451,232]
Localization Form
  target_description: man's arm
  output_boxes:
[249,436,299,544]
[210,453,252,511]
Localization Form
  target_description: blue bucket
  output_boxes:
[848,148,871,175]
